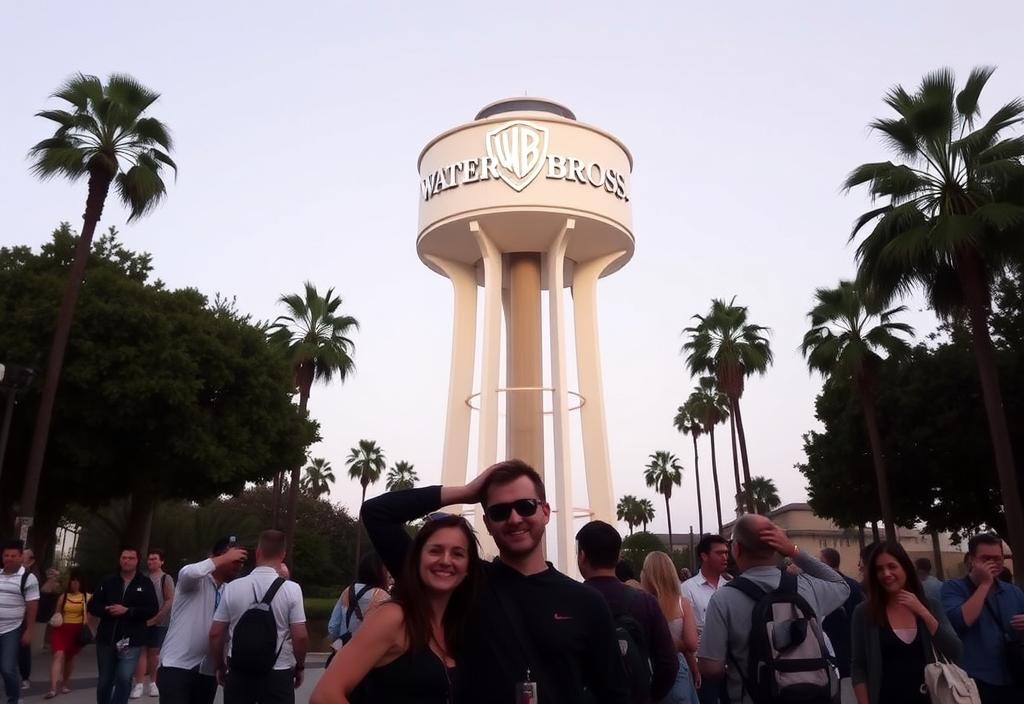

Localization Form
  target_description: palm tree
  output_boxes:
[673,403,705,535]
[801,280,914,539]
[687,377,730,532]
[347,439,386,570]
[616,495,642,535]
[20,73,176,528]
[844,66,1024,568]
[748,476,782,515]
[684,298,773,514]
[301,457,335,498]
[270,282,358,561]
[385,460,418,492]
[638,498,656,532]
[643,451,683,550]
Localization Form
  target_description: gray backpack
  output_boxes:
[726,572,839,704]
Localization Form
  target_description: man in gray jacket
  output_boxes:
[697,514,850,704]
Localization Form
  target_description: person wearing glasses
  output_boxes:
[312,513,481,704]
[357,459,630,704]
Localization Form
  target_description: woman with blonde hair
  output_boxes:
[642,552,700,704]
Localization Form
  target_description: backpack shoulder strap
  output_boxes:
[261,577,286,605]
[345,584,372,629]
[20,571,29,597]
[725,576,766,603]
[777,570,798,595]
[614,584,638,617]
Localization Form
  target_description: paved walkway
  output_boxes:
[18,649,328,704]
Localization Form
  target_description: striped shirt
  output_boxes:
[0,567,40,635]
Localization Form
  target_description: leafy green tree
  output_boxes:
[302,457,335,498]
[684,298,773,514]
[801,280,913,539]
[385,461,418,491]
[674,402,705,535]
[620,531,669,577]
[270,282,358,562]
[686,377,730,531]
[844,66,1024,572]
[347,439,386,569]
[21,74,177,534]
[616,495,642,535]
[643,451,683,551]
[0,227,311,558]
[638,498,656,532]
[748,476,782,515]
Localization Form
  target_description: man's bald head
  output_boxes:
[733,514,776,563]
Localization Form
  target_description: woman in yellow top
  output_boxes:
[46,571,91,699]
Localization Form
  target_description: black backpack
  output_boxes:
[726,572,838,704]
[230,577,286,675]
[612,588,653,704]
[339,584,373,646]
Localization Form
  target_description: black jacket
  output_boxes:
[362,486,630,704]
[87,572,159,647]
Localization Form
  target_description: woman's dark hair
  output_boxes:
[864,541,927,624]
[615,559,637,583]
[355,552,388,589]
[389,515,482,657]
[66,569,86,593]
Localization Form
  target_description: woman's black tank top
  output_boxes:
[878,624,928,704]
[350,648,454,704]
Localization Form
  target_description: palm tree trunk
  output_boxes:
[731,396,756,514]
[857,384,896,542]
[354,483,367,574]
[728,407,743,516]
[871,521,880,543]
[284,390,310,567]
[692,435,704,535]
[19,171,113,533]
[125,485,157,558]
[858,524,866,552]
[959,259,1024,586]
[708,428,724,533]
[271,471,283,528]
[930,528,944,580]
[664,494,673,552]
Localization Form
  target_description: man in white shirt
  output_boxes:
[209,531,307,704]
[0,541,39,704]
[158,539,247,704]
[681,534,731,704]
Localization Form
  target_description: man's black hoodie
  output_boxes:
[87,572,158,647]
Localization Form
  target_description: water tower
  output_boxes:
[416,98,634,570]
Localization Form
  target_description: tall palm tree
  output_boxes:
[674,403,705,535]
[748,476,782,515]
[21,73,176,529]
[638,498,656,533]
[347,439,386,570]
[616,495,642,535]
[643,451,683,551]
[801,280,914,539]
[684,298,773,514]
[687,377,730,532]
[270,283,358,561]
[301,457,335,498]
[844,66,1024,570]
[385,460,418,492]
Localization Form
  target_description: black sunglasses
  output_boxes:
[484,499,541,522]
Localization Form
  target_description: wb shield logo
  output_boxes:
[485,121,549,192]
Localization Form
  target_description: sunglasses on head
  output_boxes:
[484,498,541,522]
[426,512,468,523]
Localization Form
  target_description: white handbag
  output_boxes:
[924,646,981,704]
[48,612,63,628]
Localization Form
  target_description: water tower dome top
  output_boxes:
[475,97,576,121]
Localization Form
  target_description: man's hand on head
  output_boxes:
[760,523,798,558]
[445,462,503,506]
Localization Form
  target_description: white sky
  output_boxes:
[3,1,1022,541]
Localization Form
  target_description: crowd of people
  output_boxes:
[0,458,1022,704]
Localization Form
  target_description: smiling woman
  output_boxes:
[310,515,482,704]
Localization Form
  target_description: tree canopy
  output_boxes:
[0,226,314,549]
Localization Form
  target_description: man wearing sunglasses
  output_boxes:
[362,459,630,704]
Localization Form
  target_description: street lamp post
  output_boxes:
[0,362,37,504]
